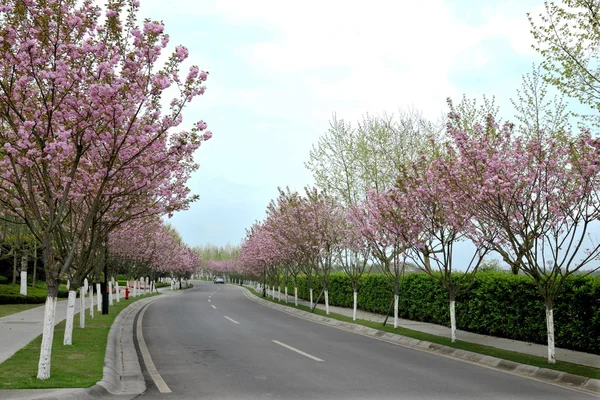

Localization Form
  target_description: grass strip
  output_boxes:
[0,292,158,389]
[246,287,600,380]
[0,303,45,318]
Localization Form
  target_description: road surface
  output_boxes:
[136,282,592,399]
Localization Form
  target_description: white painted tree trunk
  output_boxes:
[63,290,77,345]
[89,287,94,318]
[394,295,399,328]
[546,304,556,364]
[108,283,113,305]
[324,290,330,314]
[294,287,298,306]
[79,288,85,328]
[353,291,358,321]
[37,296,57,380]
[285,286,288,303]
[278,285,281,302]
[309,288,313,309]
[96,283,101,312]
[115,282,120,302]
[20,271,27,295]
[450,300,457,343]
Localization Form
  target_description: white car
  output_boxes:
[213,276,225,284]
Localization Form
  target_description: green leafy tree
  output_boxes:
[529,0,600,125]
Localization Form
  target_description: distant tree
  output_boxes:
[529,0,600,126]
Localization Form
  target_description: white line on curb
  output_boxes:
[272,340,324,362]
[137,303,172,393]
[224,316,240,324]
[211,305,217,309]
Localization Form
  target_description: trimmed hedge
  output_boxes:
[0,284,69,304]
[282,272,600,355]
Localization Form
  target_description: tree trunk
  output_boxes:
[37,294,57,380]
[20,253,27,295]
[32,244,37,288]
[324,290,330,315]
[294,286,298,306]
[96,283,101,312]
[450,297,457,342]
[89,286,94,318]
[12,251,17,285]
[63,290,77,345]
[79,288,85,328]
[309,288,313,309]
[353,290,357,321]
[394,294,399,328]
[277,285,281,302]
[546,301,556,364]
[285,286,288,303]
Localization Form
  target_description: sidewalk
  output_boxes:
[0,288,154,365]
[250,284,600,368]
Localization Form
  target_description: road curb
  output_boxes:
[238,285,600,396]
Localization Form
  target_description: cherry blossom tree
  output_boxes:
[395,147,489,342]
[352,189,414,328]
[447,110,600,363]
[0,0,210,378]
[336,209,371,320]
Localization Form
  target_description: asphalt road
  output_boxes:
[136,282,592,400]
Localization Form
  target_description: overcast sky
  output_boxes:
[138,0,552,253]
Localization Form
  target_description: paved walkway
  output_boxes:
[0,288,154,365]
[248,283,600,368]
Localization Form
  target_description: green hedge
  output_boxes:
[0,284,69,304]
[283,272,600,355]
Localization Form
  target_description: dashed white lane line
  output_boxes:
[272,340,324,362]
[137,303,172,393]
[211,305,217,309]
[208,299,211,302]
[224,316,239,324]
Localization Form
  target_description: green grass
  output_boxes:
[0,283,68,298]
[0,303,44,318]
[0,292,159,389]
[246,287,600,380]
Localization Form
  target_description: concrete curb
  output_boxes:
[19,294,171,400]
[239,285,600,396]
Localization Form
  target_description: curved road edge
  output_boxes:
[232,283,600,397]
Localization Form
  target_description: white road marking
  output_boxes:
[272,340,324,362]
[224,316,240,324]
[137,303,172,393]
[211,305,217,309]
[208,299,211,302]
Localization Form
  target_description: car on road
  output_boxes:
[213,276,225,284]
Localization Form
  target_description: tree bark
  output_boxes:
[12,251,17,285]
[450,297,457,342]
[353,290,357,321]
[63,290,77,345]
[32,244,37,288]
[89,286,94,318]
[79,288,85,328]
[20,252,27,295]
[546,301,556,364]
[324,290,330,315]
[37,295,57,379]
[394,294,399,328]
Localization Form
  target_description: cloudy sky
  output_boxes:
[138,0,553,250]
